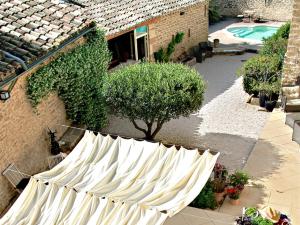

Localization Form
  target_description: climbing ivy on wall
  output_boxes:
[27,29,111,130]
[154,32,184,62]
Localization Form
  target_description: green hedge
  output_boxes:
[27,29,111,130]
[240,22,290,96]
[239,55,281,95]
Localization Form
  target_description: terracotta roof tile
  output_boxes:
[0,0,89,82]
[0,0,205,83]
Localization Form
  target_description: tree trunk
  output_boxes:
[131,119,164,140]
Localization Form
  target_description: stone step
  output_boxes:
[285,113,300,128]
[292,120,300,145]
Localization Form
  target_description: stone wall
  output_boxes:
[282,0,300,98]
[0,73,69,213]
[148,2,209,60]
[215,0,293,21]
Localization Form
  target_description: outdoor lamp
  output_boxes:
[0,90,10,101]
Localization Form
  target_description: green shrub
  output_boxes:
[238,55,281,95]
[252,216,273,225]
[190,180,218,210]
[103,63,205,140]
[273,22,291,40]
[229,171,250,187]
[260,37,288,66]
[27,29,111,130]
[209,0,221,24]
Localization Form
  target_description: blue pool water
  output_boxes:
[227,26,279,41]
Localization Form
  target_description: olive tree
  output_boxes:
[103,63,205,140]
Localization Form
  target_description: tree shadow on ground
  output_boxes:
[102,114,259,170]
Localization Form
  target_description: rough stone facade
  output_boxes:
[148,2,208,60]
[282,0,300,98]
[215,0,293,21]
[0,74,69,213]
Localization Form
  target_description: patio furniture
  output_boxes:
[48,152,67,169]
[281,95,300,112]
[2,164,30,193]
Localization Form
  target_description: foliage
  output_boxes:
[154,32,184,62]
[272,22,291,40]
[209,0,221,24]
[190,180,218,209]
[212,163,228,193]
[251,217,273,225]
[227,186,241,199]
[245,207,259,217]
[239,22,290,97]
[229,171,249,189]
[102,63,205,140]
[238,55,281,95]
[253,80,281,99]
[27,29,111,130]
[260,37,288,66]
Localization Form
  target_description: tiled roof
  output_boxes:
[83,0,205,35]
[0,0,88,83]
[0,0,205,83]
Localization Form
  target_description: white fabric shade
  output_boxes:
[0,131,219,225]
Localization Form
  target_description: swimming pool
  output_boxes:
[227,26,279,41]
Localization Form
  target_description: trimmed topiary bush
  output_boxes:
[238,55,281,96]
[103,62,205,140]
[239,22,290,97]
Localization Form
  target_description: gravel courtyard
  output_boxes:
[103,53,269,169]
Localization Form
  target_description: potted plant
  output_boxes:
[255,81,281,112]
[228,171,250,192]
[227,186,241,205]
[212,163,228,203]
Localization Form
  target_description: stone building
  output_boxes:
[215,0,293,21]
[282,0,300,98]
[0,0,209,213]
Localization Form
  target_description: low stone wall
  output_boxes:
[215,0,293,21]
[148,2,209,61]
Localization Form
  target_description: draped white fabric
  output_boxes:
[0,131,219,225]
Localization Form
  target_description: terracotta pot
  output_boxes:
[214,192,225,203]
[229,198,240,205]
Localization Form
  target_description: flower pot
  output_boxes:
[259,93,267,107]
[265,100,277,112]
[229,198,240,205]
[214,192,225,203]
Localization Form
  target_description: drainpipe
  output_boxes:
[0,50,28,96]
[2,51,28,71]
[0,25,96,89]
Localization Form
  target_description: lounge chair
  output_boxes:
[282,96,300,112]
[2,164,30,193]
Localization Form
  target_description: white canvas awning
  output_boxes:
[0,131,219,225]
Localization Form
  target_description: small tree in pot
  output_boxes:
[103,63,205,140]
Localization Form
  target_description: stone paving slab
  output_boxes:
[218,109,300,224]
[164,207,236,225]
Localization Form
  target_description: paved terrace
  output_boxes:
[219,109,300,224]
